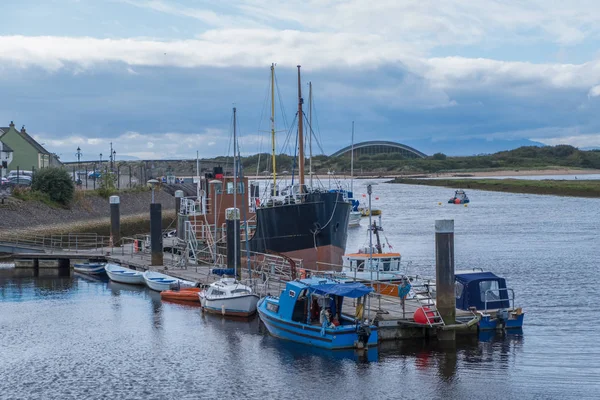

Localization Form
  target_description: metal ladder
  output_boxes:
[184,220,200,264]
[411,284,445,327]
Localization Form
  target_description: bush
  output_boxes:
[31,167,75,206]
[97,171,118,198]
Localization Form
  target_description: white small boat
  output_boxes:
[199,278,259,317]
[348,211,361,227]
[105,263,145,285]
[143,270,196,292]
[73,262,105,275]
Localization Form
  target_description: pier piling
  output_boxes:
[150,203,163,266]
[435,219,456,341]
[110,195,121,246]
[226,208,241,280]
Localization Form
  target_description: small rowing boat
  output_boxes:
[105,263,144,285]
[73,262,105,275]
[161,287,202,303]
[143,270,196,292]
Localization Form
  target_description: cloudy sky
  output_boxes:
[1,0,600,161]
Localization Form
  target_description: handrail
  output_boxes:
[483,287,515,313]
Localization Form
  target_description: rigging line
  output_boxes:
[311,95,326,155]
[279,113,297,156]
[255,70,272,179]
[274,71,290,137]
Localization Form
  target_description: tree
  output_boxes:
[31,167,75,205]
[432,152,447,160]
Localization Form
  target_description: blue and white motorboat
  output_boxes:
[105,263,145,285]
[73,262,106,275]
[258,278,378,350]
[455,271,524,330]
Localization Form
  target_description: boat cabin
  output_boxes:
[455,271,511,311]
[179,166,256,240]
[205,277,253,298]
[342,252,402,274]
[271,278,373,325]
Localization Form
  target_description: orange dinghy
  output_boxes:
[160,287,202,303]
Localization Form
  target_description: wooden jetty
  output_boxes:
[4,231,479,341]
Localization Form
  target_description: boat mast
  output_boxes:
[196,150,200,201]
[309,81,313,188]
[351,121,354,194]
[297,65,305,190]
[233,107,238,276]
[270,63,277,196]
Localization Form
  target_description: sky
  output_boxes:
[1,0,600,161]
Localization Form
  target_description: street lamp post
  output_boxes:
[76,147,82,183]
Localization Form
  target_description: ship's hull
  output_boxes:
[249,192,350,269]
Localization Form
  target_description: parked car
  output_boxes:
[1,177,8,185]
[88,171,102,180]
[7,170,33,179]
[8,176,32,187]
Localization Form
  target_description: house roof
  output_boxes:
[0,125,50,155]
[19,129,50,155]
[0,127,8,134]
[0,140,13,152]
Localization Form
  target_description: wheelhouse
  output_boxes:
[455,271,511,311]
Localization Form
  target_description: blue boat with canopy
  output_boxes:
[257,278,378,350]
[455,271,524,330]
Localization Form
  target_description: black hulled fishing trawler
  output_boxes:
[249,65,350,270]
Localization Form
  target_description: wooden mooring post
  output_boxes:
[435,219,456,341]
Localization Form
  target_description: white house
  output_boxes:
[0,139,14,179]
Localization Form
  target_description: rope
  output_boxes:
[311,192,340,250]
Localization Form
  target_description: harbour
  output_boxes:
[2,179,600,399]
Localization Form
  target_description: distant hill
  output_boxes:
[402,138,545,157]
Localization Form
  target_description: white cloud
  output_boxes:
[121,0,600,47]
[537,133,600,148]
[3,34,600,98]
[34,128,268,161]
[588,84,600,97]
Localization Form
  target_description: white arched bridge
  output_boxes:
[331,140,427,159]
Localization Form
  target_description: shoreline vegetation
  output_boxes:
[390,177,600,198]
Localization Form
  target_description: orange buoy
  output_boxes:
[160,287,202,303]
[454,198,461,204]
[414,307,436,324]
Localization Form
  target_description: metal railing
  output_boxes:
[483,288,515,313]
[0,233,111,253]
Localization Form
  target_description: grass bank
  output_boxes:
[2,211,176,238]
[390,178,600,198]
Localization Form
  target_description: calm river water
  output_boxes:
[1,180,600,399]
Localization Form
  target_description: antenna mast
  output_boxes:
[351,121,354,194]
[297,65,305,189]
[233,107,238,275]
[309,81,313,188]
[270,63,277,196]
